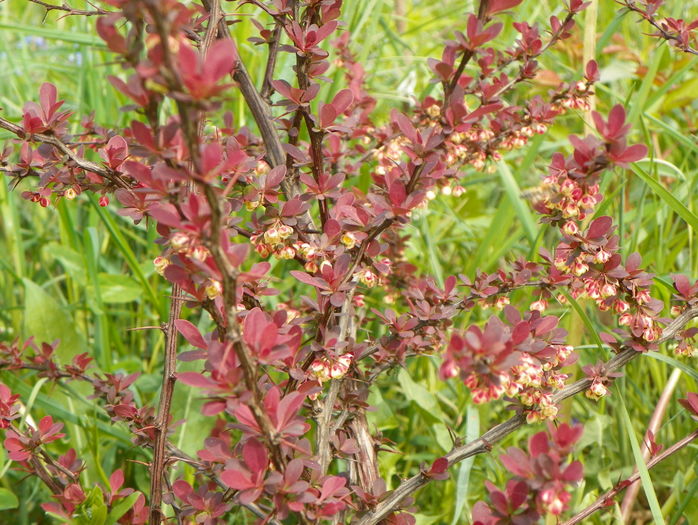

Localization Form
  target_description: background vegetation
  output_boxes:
[1,0,697,523]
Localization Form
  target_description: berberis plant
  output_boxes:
[1,0,698,523]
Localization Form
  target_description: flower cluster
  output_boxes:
[441,307,572,422]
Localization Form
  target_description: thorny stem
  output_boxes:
[620,0,698,56]
[563,428,698,525]
[316,289,355,472]
[27,0,111,16]
[201,0,317,233]
[143,0,221,521]
[355,306,698,525]
[201,184,287,472]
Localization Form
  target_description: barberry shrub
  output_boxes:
[1,0,698,524]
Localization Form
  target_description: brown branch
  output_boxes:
[27,0,111,16]
[261,24,283,101]
[620,0,698,56]
[201,0,315,231]
[0,116,131,190]
[148,286,183,525]
[316,288,355,472]
[356,306,698,525]
[201,183,287,473]
[143,0,223,521]
[563,428,698,525]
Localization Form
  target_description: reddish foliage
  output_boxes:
[0,0,694,523]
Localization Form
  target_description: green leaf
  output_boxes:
[497,161,538,245]
[630,164,698,231]
[89,197,162,312]
[77,486,107,525]
[45,243,87,286]
[106,493,141,525]
[0,22,105,46]
[451,406,479,525]
[397,368,444,419]
[618,395,666,525]
[646,352,698,381]
[433,423,452,452]
[89,273,142,303]
[0,488,19,510]
[22,278,86,361]
[660,77,698,111]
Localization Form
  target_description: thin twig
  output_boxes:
[261,24,283,101]
[620,0,698,56]
[0,116,131,190]
[563,428,698,525]
[201,0,316,232]
[27,0,110,16]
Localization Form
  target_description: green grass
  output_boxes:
[1,0,698,523]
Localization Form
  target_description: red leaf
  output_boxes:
[175,320,207,349]
[290,270,330,290]
[172,480,192,500]
[243,439,268,474]
[331,89,353,114]
[220,469,254,490]
[204,38,237,83]
[611,143,647,166]
[109,469,124,494]
[429,456,449,474]
[177,372,216,389]
[486,0,523,15]
[320,104,337,128]
[586,216,612,239]
[391,109,418,143]
[319,476,346,501]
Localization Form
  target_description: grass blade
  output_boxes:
[618,394,666,525]
[630,164,698,231]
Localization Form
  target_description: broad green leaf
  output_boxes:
[88,273,142,304]
[22,278,86,361]
[433,423,452,452]
[0,489,19,510]
[90,197,162,312]
[45,243,87,286]
[661,77,698,111]
[397,368,444,419]
[77,486,107,525]
[106,493,141,525]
